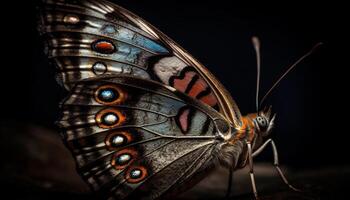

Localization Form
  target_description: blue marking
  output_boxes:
[134,35,169,54]
[100,89,115,101]
[109,26,169,54]
[104,25,118,34]
[117,44,143,64]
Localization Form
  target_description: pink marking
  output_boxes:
[179,108,190,133]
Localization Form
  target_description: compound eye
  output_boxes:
[257,116,267,127]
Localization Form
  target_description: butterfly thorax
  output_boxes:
[219,109,275,169]
[232,106,275,145]
[228,113,258,145]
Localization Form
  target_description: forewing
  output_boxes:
[39,0,242,126]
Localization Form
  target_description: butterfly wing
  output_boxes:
[39,0,242,127]
[59,75,232,199]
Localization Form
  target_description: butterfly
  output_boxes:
[38,0,320,199]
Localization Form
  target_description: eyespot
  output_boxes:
[111,148,138,170]
[92,39,116,54]
[63,14,80,25]
[95,108,126,129]
[95,85,127,105]
[105,131,133,149]
[125,166,148,183]
[92,62,108,75]
[130,169,142,178]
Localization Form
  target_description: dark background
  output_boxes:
[0,0,342,199]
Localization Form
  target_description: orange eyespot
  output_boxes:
[105,131,133,150]
[111,148,138,170]
[94,84,127,105]
[92,39,116,54]
[125,165,148,183]
[95,108,126,129]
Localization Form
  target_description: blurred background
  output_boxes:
[0,0,343,199]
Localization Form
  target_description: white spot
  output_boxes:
[118,154,131,164]
[103,114,118,125]
[63,15,80,25]
[130,169,142,178]
[93,62,107,75]
[153,56,187,84]
[112,135,124,146]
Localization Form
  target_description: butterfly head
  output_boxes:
[254,106,275,137]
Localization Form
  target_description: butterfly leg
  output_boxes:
[252,139,301,192]
[247,141,259,200]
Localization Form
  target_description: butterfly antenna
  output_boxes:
[260,42,323,106]
[252,36,261,114]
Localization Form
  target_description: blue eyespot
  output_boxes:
[98,88,119,102]
[101,90,114,99]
